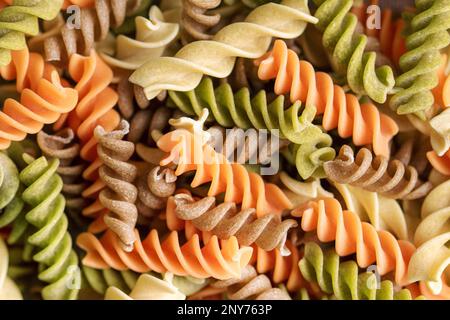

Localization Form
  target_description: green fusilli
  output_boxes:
[312,0,395,103]
[19,155,80,300]
[299,242,424,300]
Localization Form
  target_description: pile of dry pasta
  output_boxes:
[0,0,449,301]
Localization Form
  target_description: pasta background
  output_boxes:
[0,0,448,302]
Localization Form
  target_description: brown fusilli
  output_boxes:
[181,0,221,43]
[324,145,433,200]
[211,265,291,300]
[94,120,138,252]
[168,192,297,252]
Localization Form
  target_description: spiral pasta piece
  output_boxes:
[429,108,450,157]
[300,242,421,300]
[77,229,253,280]
[166,192,297,252]
[211,265,291,300]
[81,265,138,295]
[291,198,416,285]
[19,155,81,300]
[63,51,120,218]
[390,0,450,116]
[94,121,138,252]
[136,166,177,223]
[311,0,395,103]
[0,152,27,244]
[157,128,293,217]
[251,240,304,292]
[256,40,398,157]
[37,129,87,216]
[324,145,433,200]
[130,0,318,100]
[105,273,186,300]
[99,5,179,70]
[42,0,136,62]
[408,180,450,297]
[351,0,407,68]
[0,49,78,150]
[181,0,221,42]
[0,0,63,66]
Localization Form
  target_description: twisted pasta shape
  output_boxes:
[311,0,395,103]
[157,128,293,217]
[332,182,408,241]
[0,152,24,235]
[351,0,407,68]
[251,240,304,291]
[42,0,137,62]
[130,0,318,100]
[408,180,450,297]
[95,121,138,252]
[99,6,179,70]
[63,51,120,218]
[0,49,78,150]
[211,265,291,300]
[429,108,450,157]
[206,125,290,166]
[291,198,416,285]
[256,40,398,157]
[19,155,81,300]
[300,242,422,300]
[324,145,433,200]
[390,0,450,116]
[37,129,87,216]
[105,273,186,300]
[166,192,297,253]
[77,229,253,280]
[181,0,221,42]
[82,265,138,295]
[0,237,22,299]
[136,165,177,222]
[0,0,63,66]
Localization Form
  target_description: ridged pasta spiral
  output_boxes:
[291,198,416,285]
[351,0,407,68]
[157,128,293,217]
[0,152,26,245]
[429,108,450,157]
[408,180,450,297]
[19,155,81,300]
[300,242,422,300]
[324,145,433,200]
[36,129,87,216]
[0,237,22,299]
[130,0,318,100]
[168,77,335,178]
[311,0,395,103]
[166,192,297,253]
[390,0,450,116]
[181,0,221,42]
[136,166,177,223]
[251,240,304,292]
[99,5,179,70]
[105,273,186,300]
[0,0,63,66]
[0,49,78,150]
[256,40,398,157]
[77,229,253,280]
[82,265,138,295]
[211,265,291,300]
[94,121,138,252]
[62,51,120,219]
[42,0,140,62]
